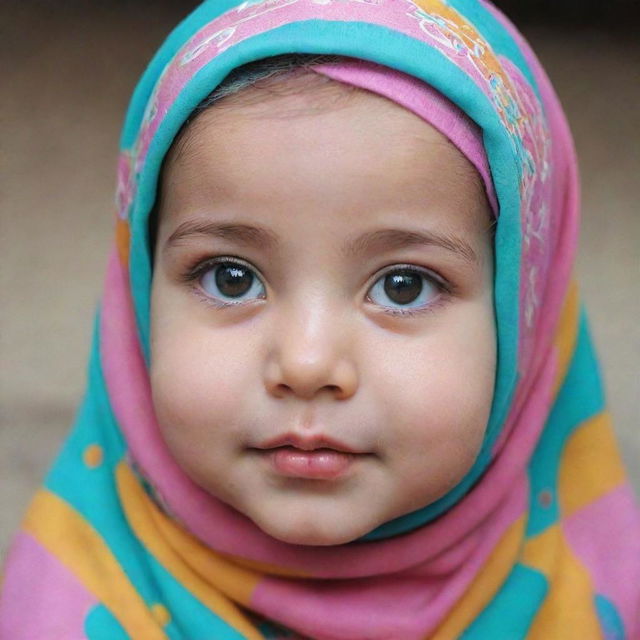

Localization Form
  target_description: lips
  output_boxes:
[253,432,367,480]
[265,447,356,480]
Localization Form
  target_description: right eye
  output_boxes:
[199,259,266,305]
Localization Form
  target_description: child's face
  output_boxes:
[150,83,496,546]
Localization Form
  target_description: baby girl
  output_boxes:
[1,1,638,638]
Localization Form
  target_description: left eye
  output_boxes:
[367,267,440,311]
[199,261,265,303]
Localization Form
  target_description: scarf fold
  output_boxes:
[2,1,639,638]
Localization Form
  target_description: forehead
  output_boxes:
[158,81,492,241]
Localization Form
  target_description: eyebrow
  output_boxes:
[164,220,479,266]
[166,220,280,252]
[345,228,479,266]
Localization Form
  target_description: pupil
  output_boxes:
[384,271,422,304]
[215,264,253,297]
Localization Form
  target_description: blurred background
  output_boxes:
[1,1,638,556]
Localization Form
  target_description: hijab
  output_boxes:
[2,1,639,637]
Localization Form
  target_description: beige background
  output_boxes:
[1,3,638,557]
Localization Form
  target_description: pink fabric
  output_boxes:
[311,58,499,215]
[0,533,96,638]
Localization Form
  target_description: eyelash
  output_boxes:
[180,255,454,318]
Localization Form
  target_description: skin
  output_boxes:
[150,76,496,546]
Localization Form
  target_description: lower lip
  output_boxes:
[264,447,357,480]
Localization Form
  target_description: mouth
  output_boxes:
[252,433,368,480]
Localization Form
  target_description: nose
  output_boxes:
[263,301,358,401]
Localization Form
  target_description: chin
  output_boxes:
[252,513,372,547]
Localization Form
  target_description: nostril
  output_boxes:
[272,382,292,398]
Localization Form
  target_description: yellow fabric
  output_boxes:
[150,603,171,626]
[115,218,130,266]
[431,516,525,639]
[82,443,104,468]
[522,526,601,638]
[116,462,265,640]
[558,412,626,518]
[22,489,167,639]
[553,279,580,396]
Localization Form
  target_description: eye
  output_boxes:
[367,266,442,313]
[199,259,265,304]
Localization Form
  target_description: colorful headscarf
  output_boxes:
[1,1,639,637]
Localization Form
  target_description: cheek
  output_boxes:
[373,304,496,495]
[148,292,254,460]
[148,321,254,501]
[151,332,229,425]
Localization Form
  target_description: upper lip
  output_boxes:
[255,432,363,454]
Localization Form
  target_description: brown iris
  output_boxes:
[383,270,423,305]
[215,263,254,298]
